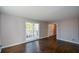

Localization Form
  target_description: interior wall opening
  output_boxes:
[48,24,57,37]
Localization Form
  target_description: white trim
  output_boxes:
[1,41,26,49]
[26,36,50,42]
[1,36,49,49]
[2,37,78,49]
[58,39,79,44]
[39,36,49,39]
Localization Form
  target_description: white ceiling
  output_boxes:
[0,6,79,21]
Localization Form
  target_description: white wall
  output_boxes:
[0,14,49,48]
[24,18,48,38]
[39,22,48,38]
[1,14,26,48]
[56,19,79,44]
[1,13,79,48]
[0,14,1,43]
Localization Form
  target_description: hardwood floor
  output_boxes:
[39,35,57,53]
[26,41,40,53]
[1,43,26,53]
[1,35,79,53]
[56,40,79,53]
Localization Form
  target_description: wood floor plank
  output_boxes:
[1,35,79,53]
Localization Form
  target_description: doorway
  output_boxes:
[48,24,57,36]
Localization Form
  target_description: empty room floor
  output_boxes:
[1,36,79,53]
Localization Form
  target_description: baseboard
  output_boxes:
[1,36,50,49]
[1,41,26,49]
[57,39,79,44]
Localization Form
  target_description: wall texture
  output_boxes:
[56,19,79,44]
[39,22,48,38]
[25,19,48,38]
[0,14,49,48]
[1,14,26,48]
[0,14,1,44]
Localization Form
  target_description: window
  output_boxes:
[25,22,39,41]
